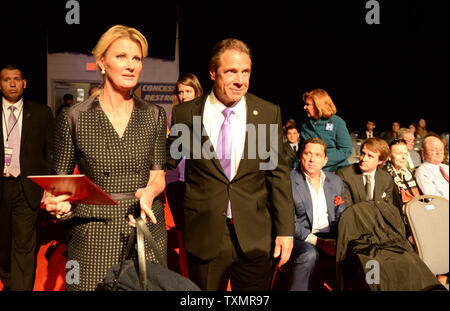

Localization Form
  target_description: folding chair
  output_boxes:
[405,195,449,289]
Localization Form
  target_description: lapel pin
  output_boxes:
[253,110,258,116]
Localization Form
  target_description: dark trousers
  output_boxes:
[187,221,274,291]
[0,177,39,290]
[289,235,336,291]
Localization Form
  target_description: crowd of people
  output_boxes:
[283,96,448,290]
[0,24,448,291]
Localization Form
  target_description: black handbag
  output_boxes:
[96,217,200,291]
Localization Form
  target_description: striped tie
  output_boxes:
[5,106,21,177]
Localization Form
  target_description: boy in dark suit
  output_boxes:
[283,125,300,170]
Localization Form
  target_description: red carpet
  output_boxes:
[0,191,192,291]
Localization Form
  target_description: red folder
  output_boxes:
[28,174,119,206]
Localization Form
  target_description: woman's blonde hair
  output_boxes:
[91,25,148,97]
[302,89,337,120]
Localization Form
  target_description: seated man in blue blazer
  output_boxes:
[289,137,346,290]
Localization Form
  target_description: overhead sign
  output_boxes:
[140,82,176,116]
[141,83,175,104]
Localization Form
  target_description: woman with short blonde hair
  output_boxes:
[92,24,149,66]
[43,24,168,290]
[89,25,148,98]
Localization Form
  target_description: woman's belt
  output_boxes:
[109,191,136,201]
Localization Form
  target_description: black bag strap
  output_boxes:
[136,219,147,291]
[108,225,136,290]
[108,217,166,291]
[135,217,167,290]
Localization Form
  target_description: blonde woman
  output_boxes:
[300,89,352,172]
[43,25,167,290]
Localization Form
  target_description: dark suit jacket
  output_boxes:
[291,170,346,241]
[282,142,299,170]
[336,200,442,291]
[381,131,397,144]
[358,130,379,140]
[167,93,294,261]
[335,163,394,208]
[0,99,54,208]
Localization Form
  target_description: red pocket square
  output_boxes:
[334,195,344,206]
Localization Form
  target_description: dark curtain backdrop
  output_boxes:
[178,0,448,134]
[1,0,448,134]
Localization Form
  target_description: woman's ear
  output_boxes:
[98,58,105,74]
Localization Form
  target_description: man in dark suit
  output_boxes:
[336,137,395,208]
[0,64,54,290]
[283,125,300,170]
[56,93,74,116]
[289,138,346,290]
[358,120,379,139]
[381,121,400,145]
[167,39,294,291]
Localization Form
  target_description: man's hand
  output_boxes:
[273,236,293,267]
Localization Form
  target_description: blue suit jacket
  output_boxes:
[290,169,346,241]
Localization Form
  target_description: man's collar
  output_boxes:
[301,167,326,182]
[2,96,24,110]
[209,91,246,119]
[424,161,444,168]
[362,169,377,178]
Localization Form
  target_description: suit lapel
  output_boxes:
[0,106,4,151]
[192,95,228,182]
[374,169,386,200]
[323,175,336,223]
[353,164,367,202]
[20,100,32,148]
[285,143,295,158]
[234,95,256,180]
[296,171,313,225]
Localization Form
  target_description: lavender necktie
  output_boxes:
[6,106,21,177]
[216,108,233,218]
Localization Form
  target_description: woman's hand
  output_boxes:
[129,170,165,227]
[128,187,158,227]
[42,191,73,219]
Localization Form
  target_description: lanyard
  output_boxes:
[2,106,23,143]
